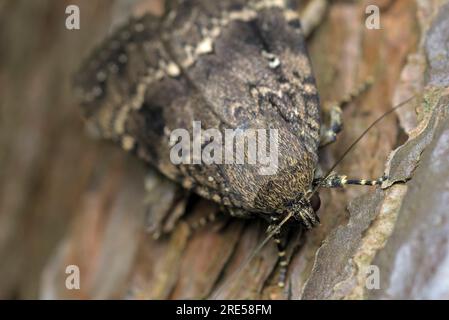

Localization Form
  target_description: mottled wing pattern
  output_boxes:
[75,14,162,140]
[75,0,321,214]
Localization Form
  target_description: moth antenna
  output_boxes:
[213,212,294,298]
[306,95,418,202]
[319,95,417,185]
[247,212,294,264]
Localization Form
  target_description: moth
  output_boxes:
[74,0,384,288]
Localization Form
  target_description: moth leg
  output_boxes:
[144,171,189,240]
[319,104,343,147]
[227,207,254,219]
[273,230,289,288]
[320,78,374,147]
[188,210,222,233]
[267,218,289,289]
[188,205,253,233]
[299,0,329,38]
[316,173,388,188]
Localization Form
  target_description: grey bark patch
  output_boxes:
[425,2,449,87]
[385,106,439,186]
[369,99,449,299]
[300,189,384,300]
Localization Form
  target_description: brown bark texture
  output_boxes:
[0,0,448,299]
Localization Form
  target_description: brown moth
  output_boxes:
[75,0,322,225]
[74,0,384,287]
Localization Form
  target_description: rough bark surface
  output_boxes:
[0,0,448,299]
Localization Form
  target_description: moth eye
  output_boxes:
[310,193,321,212]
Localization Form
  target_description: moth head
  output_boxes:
[286,191,321,229]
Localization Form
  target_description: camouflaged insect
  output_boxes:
[75,0,325,232]
[75,0,391,289]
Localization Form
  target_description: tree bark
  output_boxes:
[0,0,448,299]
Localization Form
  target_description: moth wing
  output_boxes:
[160,1,321,211]
[75,1,321,212]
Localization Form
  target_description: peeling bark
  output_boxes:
[0,0,448,300]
